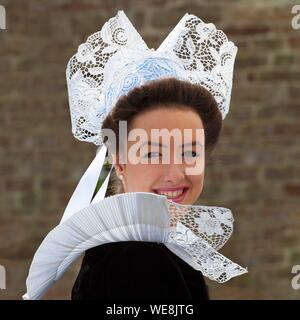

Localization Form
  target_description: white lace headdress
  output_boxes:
[67,10,236,146]
[23,10,247,300]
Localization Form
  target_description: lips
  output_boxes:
[152,187,189,203]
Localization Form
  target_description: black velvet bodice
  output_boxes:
[71,241,209,301]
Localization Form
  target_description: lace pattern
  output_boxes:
[165,201,247,282]
[157,14,237,119]
[167,201,234,250]
[66,10,237,145]
[66,11,148,145]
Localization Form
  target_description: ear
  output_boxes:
[112,153,126,176]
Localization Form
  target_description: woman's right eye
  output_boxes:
[144,152,161,158]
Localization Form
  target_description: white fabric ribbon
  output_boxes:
[60,145,112,224]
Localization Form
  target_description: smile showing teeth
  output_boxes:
[155,189,184,199]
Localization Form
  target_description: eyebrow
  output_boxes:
[139,140,204,148]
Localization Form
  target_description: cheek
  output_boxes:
[126,164,162,191]
[189,173,204,193]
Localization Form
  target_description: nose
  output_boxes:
[162,162,185,184]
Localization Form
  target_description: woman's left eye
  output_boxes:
[183,151,199,157]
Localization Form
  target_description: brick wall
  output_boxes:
[0,0,300,299]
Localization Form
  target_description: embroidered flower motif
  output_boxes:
[212,208,233,228]
[77,43,94,63]
[122,73,139,92]
[200,259,226,279]
[195,212,224,236]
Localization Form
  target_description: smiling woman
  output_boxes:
[71,78,221,300]
[66,6,238,300]
[23,9,241,301]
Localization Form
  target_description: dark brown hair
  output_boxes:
[101,77,222,196]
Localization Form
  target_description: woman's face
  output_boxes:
[114,106,205,205]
